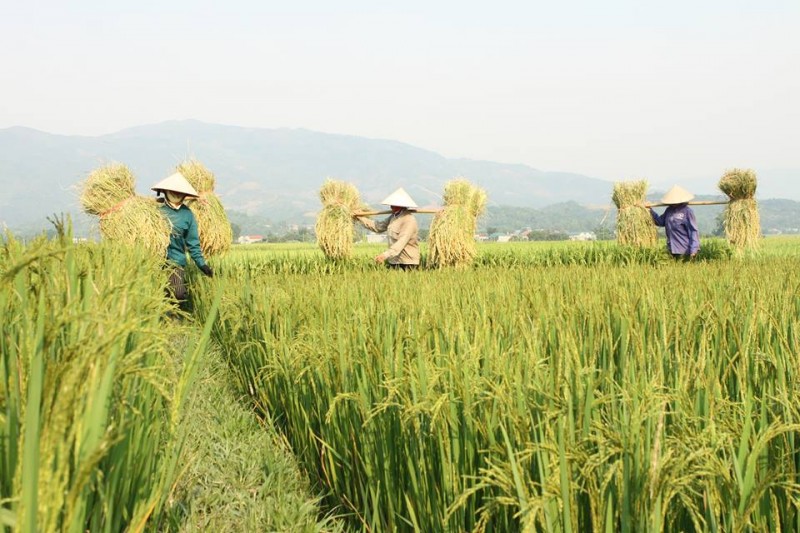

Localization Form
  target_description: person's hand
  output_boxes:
[200,264,214,277]
[374,253,387,264]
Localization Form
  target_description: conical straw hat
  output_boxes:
[661,185,694,205]
[151,172,199,197]
[380,187,418,208]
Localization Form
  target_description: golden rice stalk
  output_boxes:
[315,179,362,260]
[80,163,136,216]
[185,194,233,257]
[428,207,474,268]
[612,180,657,247]
[428,178,487,268]
[718,168,760,250]
[442,180,472,207]
[177,159,216,192]
[178,160,233,257]
[81,163,169,257]
[718,168,757,200]
[98,196,171,258]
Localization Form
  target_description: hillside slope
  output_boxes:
[0,120,611,228]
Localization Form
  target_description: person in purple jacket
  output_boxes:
[649,185,700,260]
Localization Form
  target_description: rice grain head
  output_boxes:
[428,178,487,268]
[186,194,233,256]
[177,159,216,192]
[718,168,760,250]
[316,179,363,260]
[99,196,171,258]
[612,180,657,247]
[718,168,757,201]
[178,159,233,256]
[80,163,136,216]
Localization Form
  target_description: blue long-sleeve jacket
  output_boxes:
[650,204,700,256]
[159,202,208,268]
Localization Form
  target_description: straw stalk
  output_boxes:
[427,178,487,268]
[80,163,170,257]
[315,179,364,260]
[178,160,233,257]
[612,180,657,247]
[718,168,760,251]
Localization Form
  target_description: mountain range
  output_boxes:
[0,120,797,235]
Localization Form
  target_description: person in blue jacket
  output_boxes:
[649,185,700,260]
[151,172,213,306]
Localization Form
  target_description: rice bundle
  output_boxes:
[612,180,657,247]
[427,178,487,268]
[177,159,216,192]
[718,168,760,250]
[177,160,233,257]
[80,163,136,215]
[315,179,362,260]
[80,163,170,257]
[98,196,171,256]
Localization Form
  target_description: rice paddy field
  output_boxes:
[3,229,800,532]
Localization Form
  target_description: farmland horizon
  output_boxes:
[2,3,798,529]
[3,2,796,225]
[1,119,799,238]
[3,118,799,201]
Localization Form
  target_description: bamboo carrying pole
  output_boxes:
[353,208,442,216]
[645,200,729,208]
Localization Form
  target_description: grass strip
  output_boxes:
[166,337,342,533]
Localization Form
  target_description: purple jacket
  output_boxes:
[650,204,700,256]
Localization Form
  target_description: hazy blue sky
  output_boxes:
[2,0,798,191]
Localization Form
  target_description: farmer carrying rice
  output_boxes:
[151,172,213,306]
[355,187,420,270]
[648,185,700,260]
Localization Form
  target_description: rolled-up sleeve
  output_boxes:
[358,215,389,233]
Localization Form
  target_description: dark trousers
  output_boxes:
[386,263,419,271]
[167,266,187,302]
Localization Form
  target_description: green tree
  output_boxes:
[593,224,615,240]
[231,223,242,241]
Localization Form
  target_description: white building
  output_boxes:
[366,234,388,244]
[569,232,597,241]
[237,235,264,244]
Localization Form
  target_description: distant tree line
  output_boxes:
[226,198,800,243]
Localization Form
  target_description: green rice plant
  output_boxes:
[162,333,339,531]
[477,238,733,268]
[0,219,216,532]
[218,241,416,277]
[193,246,800,532]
